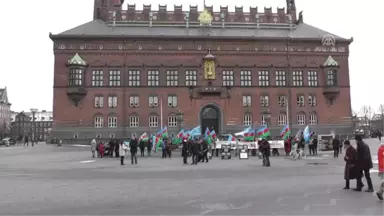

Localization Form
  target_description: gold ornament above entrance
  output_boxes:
[198,8,213,26]
[203,49,216,80]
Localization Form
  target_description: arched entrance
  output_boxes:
[200,105,220,135]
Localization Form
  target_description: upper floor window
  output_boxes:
[149,115,159,128]
[260,95,269,107]
[128,70,140,87]
[297,95,305,107]
[69,68,83,86]
[275,71,286,86]
[129,96,139,107]
[94,96,104,108]
[308,95,317,107]
[240,71,252,86]
[278,95,287,107]
[94,116,103,128]
[278,115,287,125]
[258,70,269,86]
[92,70,103,87]
[222,70,234,86]
[148,70,159,86]
[243,114,252,126]
[308,71,318,86]
[185,71,197,86]
[166,70,178,86]
[108,96,117,108]
[108,116,117,128]
[168,115,177,127]
[297,113,306,125]
[242,95,252,107]
[168,96,178,108]
[326,70,338,86]
[292,71,303,86]
[109,70,121,86]
[149,96,159,107]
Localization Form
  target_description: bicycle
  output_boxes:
[290,144,306,160]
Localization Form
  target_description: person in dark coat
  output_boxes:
[201,139,209,163]
[191,138,200,165]
[312,136,318,156]
[166,139,172,158]
[161,139,167,159]
[260,139,271,167]
[147,139,152,156]
[182,139,190,164]
[139,140,145,156]
[354,135,374,192]
[130,135,138,165]
[332,136,340,158]
[114,140,119,157]
[343,140,359,189]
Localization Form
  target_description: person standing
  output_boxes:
[260,139,271,167]
[130,135,138,165]
[354,135,374,192]
[162,139,167,159]
[182,139,190,164]
[343,140,358,189]
[312,135,318,156]
[191,138,200,165]
[119,142,126,165]
[139,139,145,156]
[166,139,172,158]
[284,136,292,156]
[24,135,29,147]
[202,139,209,163]
[91,139,97,158]
[98,141,104,158]
[147,140,152,156]
[332,136,340,158]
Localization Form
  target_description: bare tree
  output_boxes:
[378,104,384,131]
[361,106,374,128]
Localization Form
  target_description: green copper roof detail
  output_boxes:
[323,55,338,67]
[68,53,87,66]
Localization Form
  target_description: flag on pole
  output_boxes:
[256,126,271,139]
[227,134,236,142]
[244,127,255,141]
[172,129,184,145]
[280,125,291,140]
[303,125,311,143]
[190,126,201,137]
[139,132,149,142]
[204,128,213,145]
[211,129,217,139]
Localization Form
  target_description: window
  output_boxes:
[292,71,303,86]
[308,71,318,86]
[94,96,104,108]
[278,95,287,107]
[326,70,337,86]
[149,96,159,107]
[168,115,177,127]
[149,115,159,127]
[242,95,251,107]
[108,116,117,128]
[128,70,140,86]
[185,70,197,86]
[129,115,139,127]
[108,96,117,108]
[240,71,252,86]
[258,70,269,86]
[309,113,318,125]
[278,115,287,125]
[129,96,139,107]
[222,70,234,86]
[297,113,306,125]
[260,95,269,107]
[94,116,104,128]
[275,71,286,86]
[166,70,178,86]
[168,96,178,107]
[308,95,317,107]
[296,95,305,107]
[109,70,121,86]
[148,70,159,86]
[92,70,103,86]
[261,115,267,125]
[243,115,252,126]
[69,68,83,86]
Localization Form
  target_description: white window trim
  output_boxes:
[168,115,177,127]
[243,115,252,126]
[108,116,117,128]
[129,116,139,128]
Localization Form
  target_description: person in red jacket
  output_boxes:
[98,142,104,158]
[284,136,292,156]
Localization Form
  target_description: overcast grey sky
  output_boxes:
[0,0,381,114]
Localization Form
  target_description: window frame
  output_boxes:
[129,115,139,128]
[278,95,287,107]
[292,71,303,87]
[108,96,118,108]
[167,95,178,108]
[278,115,287,125]
[243,114,252,126]
[297,113,306,125]
[108,116,117,128]
[94,116,104,128]
[309,113,318,125]
[94,96,104,108]
[149,115,159,128]
[69,68,83,86]
[92,70,103,87]
[222,70,234,86]
[326,69,338,86]
[242,95,252,107]
[275,70,286,87]
[148,95,159,107]
[308,95,317,107]
[258,70,270,87]
[240,70,252,87]
[147,70,159,87]
[296,95,305,107]
[308,71,318,87]
[108,70,121,87]
[260,95,269,107]
[129,96,139,107]
[168,115,178,127]
[128,70,140,87]
[185,70,197,86]
[166,70,179,87]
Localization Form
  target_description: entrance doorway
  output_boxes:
[200,106,220,135]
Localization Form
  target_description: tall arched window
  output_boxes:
[309,112,318,125]
[297,112,306,125]
[168,114,177,127]
[94,114,104,128]
[149,114,159,128]
[129,114,139,128]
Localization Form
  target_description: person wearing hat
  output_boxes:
[343,140,359,189]
[354,135,374,192]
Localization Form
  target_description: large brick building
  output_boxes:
[49,0,353,140]
[0,87,11,138]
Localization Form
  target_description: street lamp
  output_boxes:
[175,110,184,131]
[30,108,38,146]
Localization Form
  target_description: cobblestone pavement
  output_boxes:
[0,140,383,215]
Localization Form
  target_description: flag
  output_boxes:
[211,129,217,139]
[295,129,302,139]
[280,125,291,140]
[244,127,255,141]
[303,125,311,143]
[139,132,149,142]
[156,127,168,139]
[183,130,190,140]
[227,134,236,142]
[204,127,211,137]
[256,126,271,138]
[190,126,201,137]
[204,128,213,145]
[172,129,184,145]
[153,136,164,152]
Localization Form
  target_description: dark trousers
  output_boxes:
[345,180,350,188]
[167,149,172,158]
[262,154,270,167]
[333,148,339,158]
[192,153,199,164]
[140,148,145,156]
[202,151,209,162]
[379,136,382,141]
[131,152,137,164]
[147,150,151,156]
[356,168,373,189]
[339,146,343,154]
[183,150,188,164]
[162,149,166,158]
[120,156,125,165]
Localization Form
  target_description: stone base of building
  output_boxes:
[52,124,353,144]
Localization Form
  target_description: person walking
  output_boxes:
[332,136,340,158]
[119,142,126,165]
[130,135,138,165]
[312,135,318,156]
[91,139,97,158]
[343,140,358,189]
[354,135,374,192]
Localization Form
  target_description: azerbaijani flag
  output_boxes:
[211,129,217,139]
[280,125,291,140]
[244,127,255,141]
[256,126,271,139]
[157,126,168,139]
[183,130,190,140]
[152,135,163,152]
[190,126,201,138]
[204,128,212,145]
[227,134,236,142]
[172,129,184,145]
[139,132,149,142]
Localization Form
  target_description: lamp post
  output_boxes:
[175,110,184,131]
[30,108,38,146]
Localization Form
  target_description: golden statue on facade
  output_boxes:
[204,60,215,79]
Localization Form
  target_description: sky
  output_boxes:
[0,0,382,114]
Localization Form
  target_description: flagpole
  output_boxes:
[160,96,163,128]
[286,98,290,127]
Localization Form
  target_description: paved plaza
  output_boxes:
[0,139,383,215]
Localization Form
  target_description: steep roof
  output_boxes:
[51,19,350,42]
[0,87,9,104]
